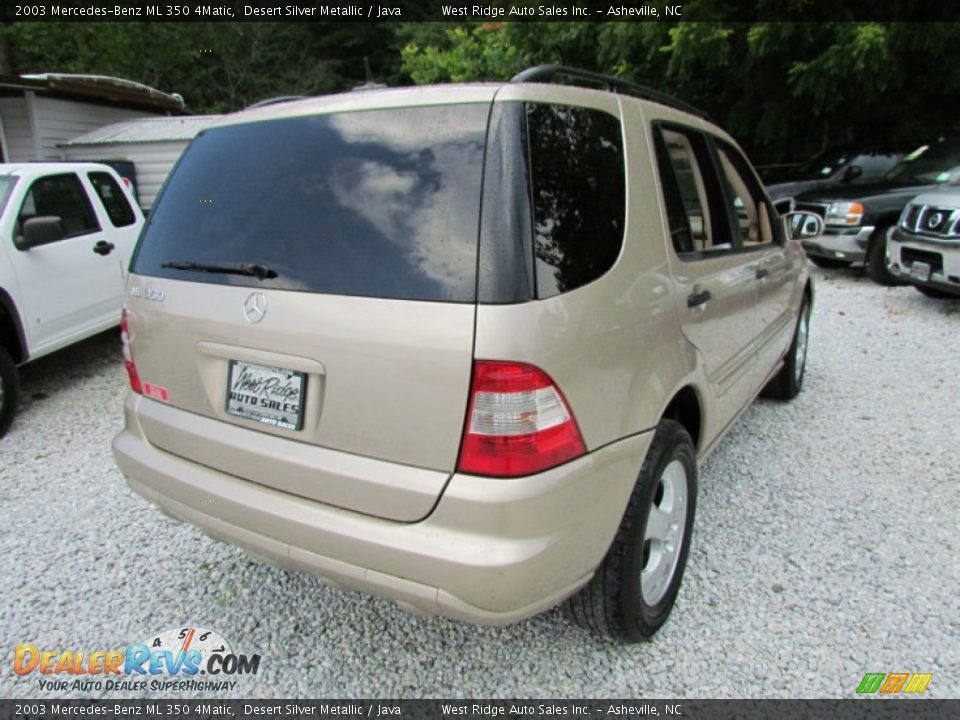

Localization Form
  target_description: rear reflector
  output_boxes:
[120,309,142,394]
[143,383,169,402]
[457,361,586,477]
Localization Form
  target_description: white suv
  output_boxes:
[0,162,144,436]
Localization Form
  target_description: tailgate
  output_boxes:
[126,279,475,521]
[124,98,493,521]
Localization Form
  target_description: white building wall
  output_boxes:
[0,97,36,161]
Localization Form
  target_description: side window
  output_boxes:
[653,126,730,255]
[88,172,136,227]
[526,103,625,298]
[17,173,99,240]
[653,131,695,254]
[715,143,774,247]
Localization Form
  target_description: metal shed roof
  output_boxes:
[2,73,186,112]
[60,115,219,146]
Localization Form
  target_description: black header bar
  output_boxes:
[2,1,958,22]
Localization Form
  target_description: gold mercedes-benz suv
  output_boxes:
[113,66,821,642]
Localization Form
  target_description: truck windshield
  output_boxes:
[795,149,854,180]
[886,139,960,184]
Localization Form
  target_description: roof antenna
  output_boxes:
[351,57,387,92]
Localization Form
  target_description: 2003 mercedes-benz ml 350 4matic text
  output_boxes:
[113,66,822,642]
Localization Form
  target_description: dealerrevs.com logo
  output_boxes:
[14,626,261,693]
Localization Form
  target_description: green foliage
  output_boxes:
[400,23,608,83]
[505,22,602,71]
[3,19,959,165]
[401,25,521,83]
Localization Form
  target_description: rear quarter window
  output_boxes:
[526,103,625,298]
[133,104,489,302]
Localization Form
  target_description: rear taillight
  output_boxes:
[120,309,142,394]
[457,361,586,477]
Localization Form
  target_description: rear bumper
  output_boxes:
[802,225,874,263]
[113,394,652,625]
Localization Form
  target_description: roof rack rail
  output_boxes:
[510,65,710,121]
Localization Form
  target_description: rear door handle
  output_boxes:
[687,289,712,308]
[755,268,770,280]
[93,240,115,256]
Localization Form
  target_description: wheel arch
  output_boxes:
[0,288,27,364]
[661,385,702,453]
[868,219,898,248]
[872,212,902,230]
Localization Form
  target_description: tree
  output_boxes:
[399,19,960,163]
[401,24,522,83]
[3,18,958,163]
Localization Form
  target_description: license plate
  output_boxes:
[910,261,932,282]
[226,360,306,431]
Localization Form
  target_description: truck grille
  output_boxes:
[900,203,960,238]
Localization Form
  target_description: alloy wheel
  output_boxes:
[641,459,689,606]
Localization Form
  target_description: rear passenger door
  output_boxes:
[85,169,142,272]
[712,141,796,381]
[653,124,761,427]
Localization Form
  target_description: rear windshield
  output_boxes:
[132,104,489,302]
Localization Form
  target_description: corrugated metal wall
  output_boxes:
[0,94,158,163]
[0,97,36,160]
[34,97,153,159]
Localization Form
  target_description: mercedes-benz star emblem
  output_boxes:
[243,292,267,323]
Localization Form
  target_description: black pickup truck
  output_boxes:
[764,141,923,206]
[792,137,960,285]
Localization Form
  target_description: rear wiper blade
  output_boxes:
[161,261,278,280]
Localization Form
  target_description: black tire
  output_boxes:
[809,256,852,269]
[866,226,907,286]
[0,345,20,439]
[763,298,810,401]
[564,419,697,643]
[916,285,958,300]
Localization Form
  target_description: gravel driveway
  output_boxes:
[1,268,957,699]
